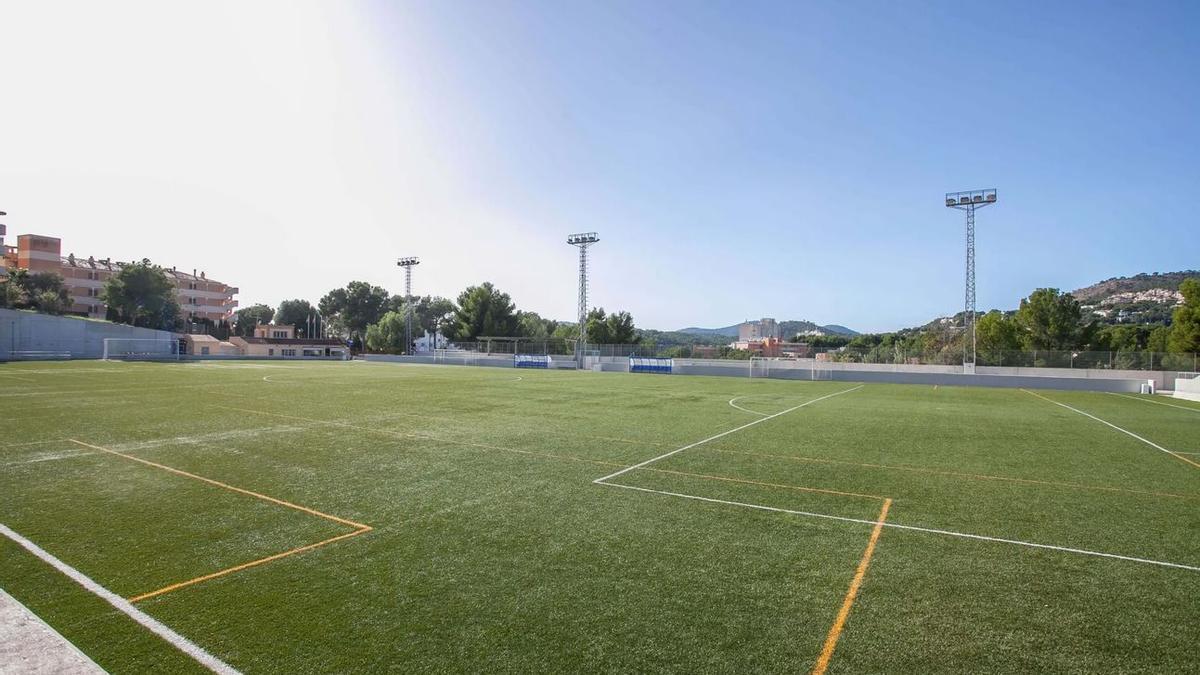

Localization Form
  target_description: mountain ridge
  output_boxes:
[676,321,859,338]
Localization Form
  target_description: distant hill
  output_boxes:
[1071,270,1197,303]
[1071,270,1196,324]
[677,325,739,337]
[677,321,858,338]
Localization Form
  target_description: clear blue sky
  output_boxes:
[2,1,1197,333]
[363,0,1200,332]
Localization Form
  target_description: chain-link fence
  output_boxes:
[438,338,1199,372]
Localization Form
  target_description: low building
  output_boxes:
[229,323,347,359]
[729,337,810,358]
[182,333,241,357]
[1,232,238,322]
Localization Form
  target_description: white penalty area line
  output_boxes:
[597,482,1200,573]
[594,385,864,484]
[0,523,240,675]
[1021,389,1200,469]
[1107,392,1200,415]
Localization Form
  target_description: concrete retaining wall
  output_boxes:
[0,308,176,360]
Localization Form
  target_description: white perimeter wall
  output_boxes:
[0,308,176,360]
[364,353,1153,393]
[1175,377,1200,402]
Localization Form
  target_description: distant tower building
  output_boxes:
[738,318,780,342]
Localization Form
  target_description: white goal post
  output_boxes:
[749,357,770,379]
[102,338,182,361]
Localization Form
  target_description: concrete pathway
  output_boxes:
[0,588,105,674]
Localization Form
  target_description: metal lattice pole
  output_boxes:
[945,190,996,371]
[404,265,413,354]
[964,204,976,368]
[567,233,599,367]
[397,257,420,355]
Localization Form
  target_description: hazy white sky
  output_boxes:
[0,1,559,323]
[2,2,1197,333]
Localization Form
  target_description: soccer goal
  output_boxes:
[102,338,182,361]
[811,359,833,381]
[749,357,770,379]
[514,354,550,368]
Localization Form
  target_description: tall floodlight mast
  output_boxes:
[944,189,997,373]
[396,257,420,354]
[567,233,599,367]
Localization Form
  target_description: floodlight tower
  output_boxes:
[944,189,997,373]
[396,256,420,354]
[567,232,599,366]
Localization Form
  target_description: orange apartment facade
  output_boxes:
[1,233,238,321]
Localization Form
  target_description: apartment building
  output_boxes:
[1,233,238,321]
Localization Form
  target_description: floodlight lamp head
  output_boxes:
[567,232,599,245]
[945,189,997,208]
[396,257,420,267]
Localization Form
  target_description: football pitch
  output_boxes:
[2,360,1198,673]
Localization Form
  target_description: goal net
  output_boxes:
[102,338,181,361]
[749,357,770,379]
[811,359,833,381]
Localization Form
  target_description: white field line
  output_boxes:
[598,482,1200,573]
[2,426,308,467]
[1108,392,1200,414]
[0,372,37,383]
[727,395,768,417]
[1022,389,1200,469]
[0,523,240,675]
[0,587,105,674]
[594,385,863,484]
[0,438,72,449]
[0,383,226,399]
[2,449,95,467]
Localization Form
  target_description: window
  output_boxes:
[273,330,288,339]
[281,349,297,357]
[268,349,274,356]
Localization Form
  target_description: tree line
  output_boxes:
[805,281,1200,364]
[232,280,638,353]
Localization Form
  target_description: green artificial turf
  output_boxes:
[1,360,1198,673]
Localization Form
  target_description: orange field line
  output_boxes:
[68,439,369,529]
[812,498,892,675]
[709,448,1200,501]
[127,527,371,603]
[638,467,888,501]
[67,438,373,602]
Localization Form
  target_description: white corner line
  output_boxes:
[594,385,863,484]
[0,523,241,675]
[1107,392,1200,414]
[728,395,769,417]
[597,481,1200,573]
[1021,389,1200,469]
